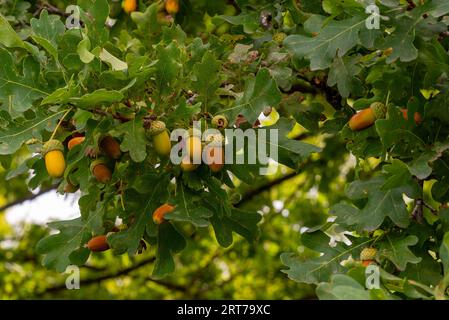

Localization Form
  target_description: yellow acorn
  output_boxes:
[180,156,200,172]
[148,121,172,157]
[42,140,66,178]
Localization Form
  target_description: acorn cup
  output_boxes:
[90,159,112,184]
[211,115,229,130]
[147,121,172,157]
[42,139,66,178]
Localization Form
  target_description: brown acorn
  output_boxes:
[99,136,122,159]
[90,159,112,183]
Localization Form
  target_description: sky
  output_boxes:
[5,191,80,226]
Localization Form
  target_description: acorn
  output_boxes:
[122,0,137,14]
[99,135,122,159]
[64,181,78,193]
[180,156,200,172]
[165,0,179,15]
[400,108,422,125]
[68,136,85,150]
[42,139,66,178]
[152,203,175,224]
[211,115,229,129]
[205,146,225,172]
[147,121,172,157]
[86,235,110,252]
[90,159,112,183]
[360,247,377,267]
[349,102,386,131]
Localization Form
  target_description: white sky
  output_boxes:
[5,191,80,226]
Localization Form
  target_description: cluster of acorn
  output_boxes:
[348,102,422,131]
[42,134,121,190]
[42,113,230,253]
[86,203,175,252]
[121,0,180,15]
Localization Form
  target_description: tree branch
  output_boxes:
[36,256,187,296]
[235,171,298,207]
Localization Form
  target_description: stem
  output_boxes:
[49,107,73,141]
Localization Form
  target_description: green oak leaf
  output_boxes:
[165,183,213,227]
[222,68,281,125]
[116,118,147,162]
[327,55,364,98]
[30,10,65,49]
[0,49,49,115]
[281,231,370,284]
[210,208,262,247]
[264,118,321,169]
[68,89,123,108]
[191,51,221,108]
[284,16,365,70]
[35,218,92,272]
[152,222,187,278]
[109,178,170,255]
[154,41,183,96]
[0,109,68,155]
[407,143,449,180]
[378,235,422,271]
[331,176,410,232]
[316,274,371,300]
[0,13,38,54]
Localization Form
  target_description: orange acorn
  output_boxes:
[90,159,112,183]
[205,146,225,172]
[400,108,422,125]
[152,203,175,224]
[165,0,179,15]
[99,136,122,159]
[86,235,110,252]
[122,0,137,14]
[68,136,85,150]
[362,260,375,267]
[349,102,386,131]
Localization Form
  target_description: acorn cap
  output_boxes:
[370,102,387,120]
[42,139,64,156]
[90,159,108,173]
[211,115,229,129]
[148,121,167,136]
[205,133,225,146]
[360,247,378,261]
